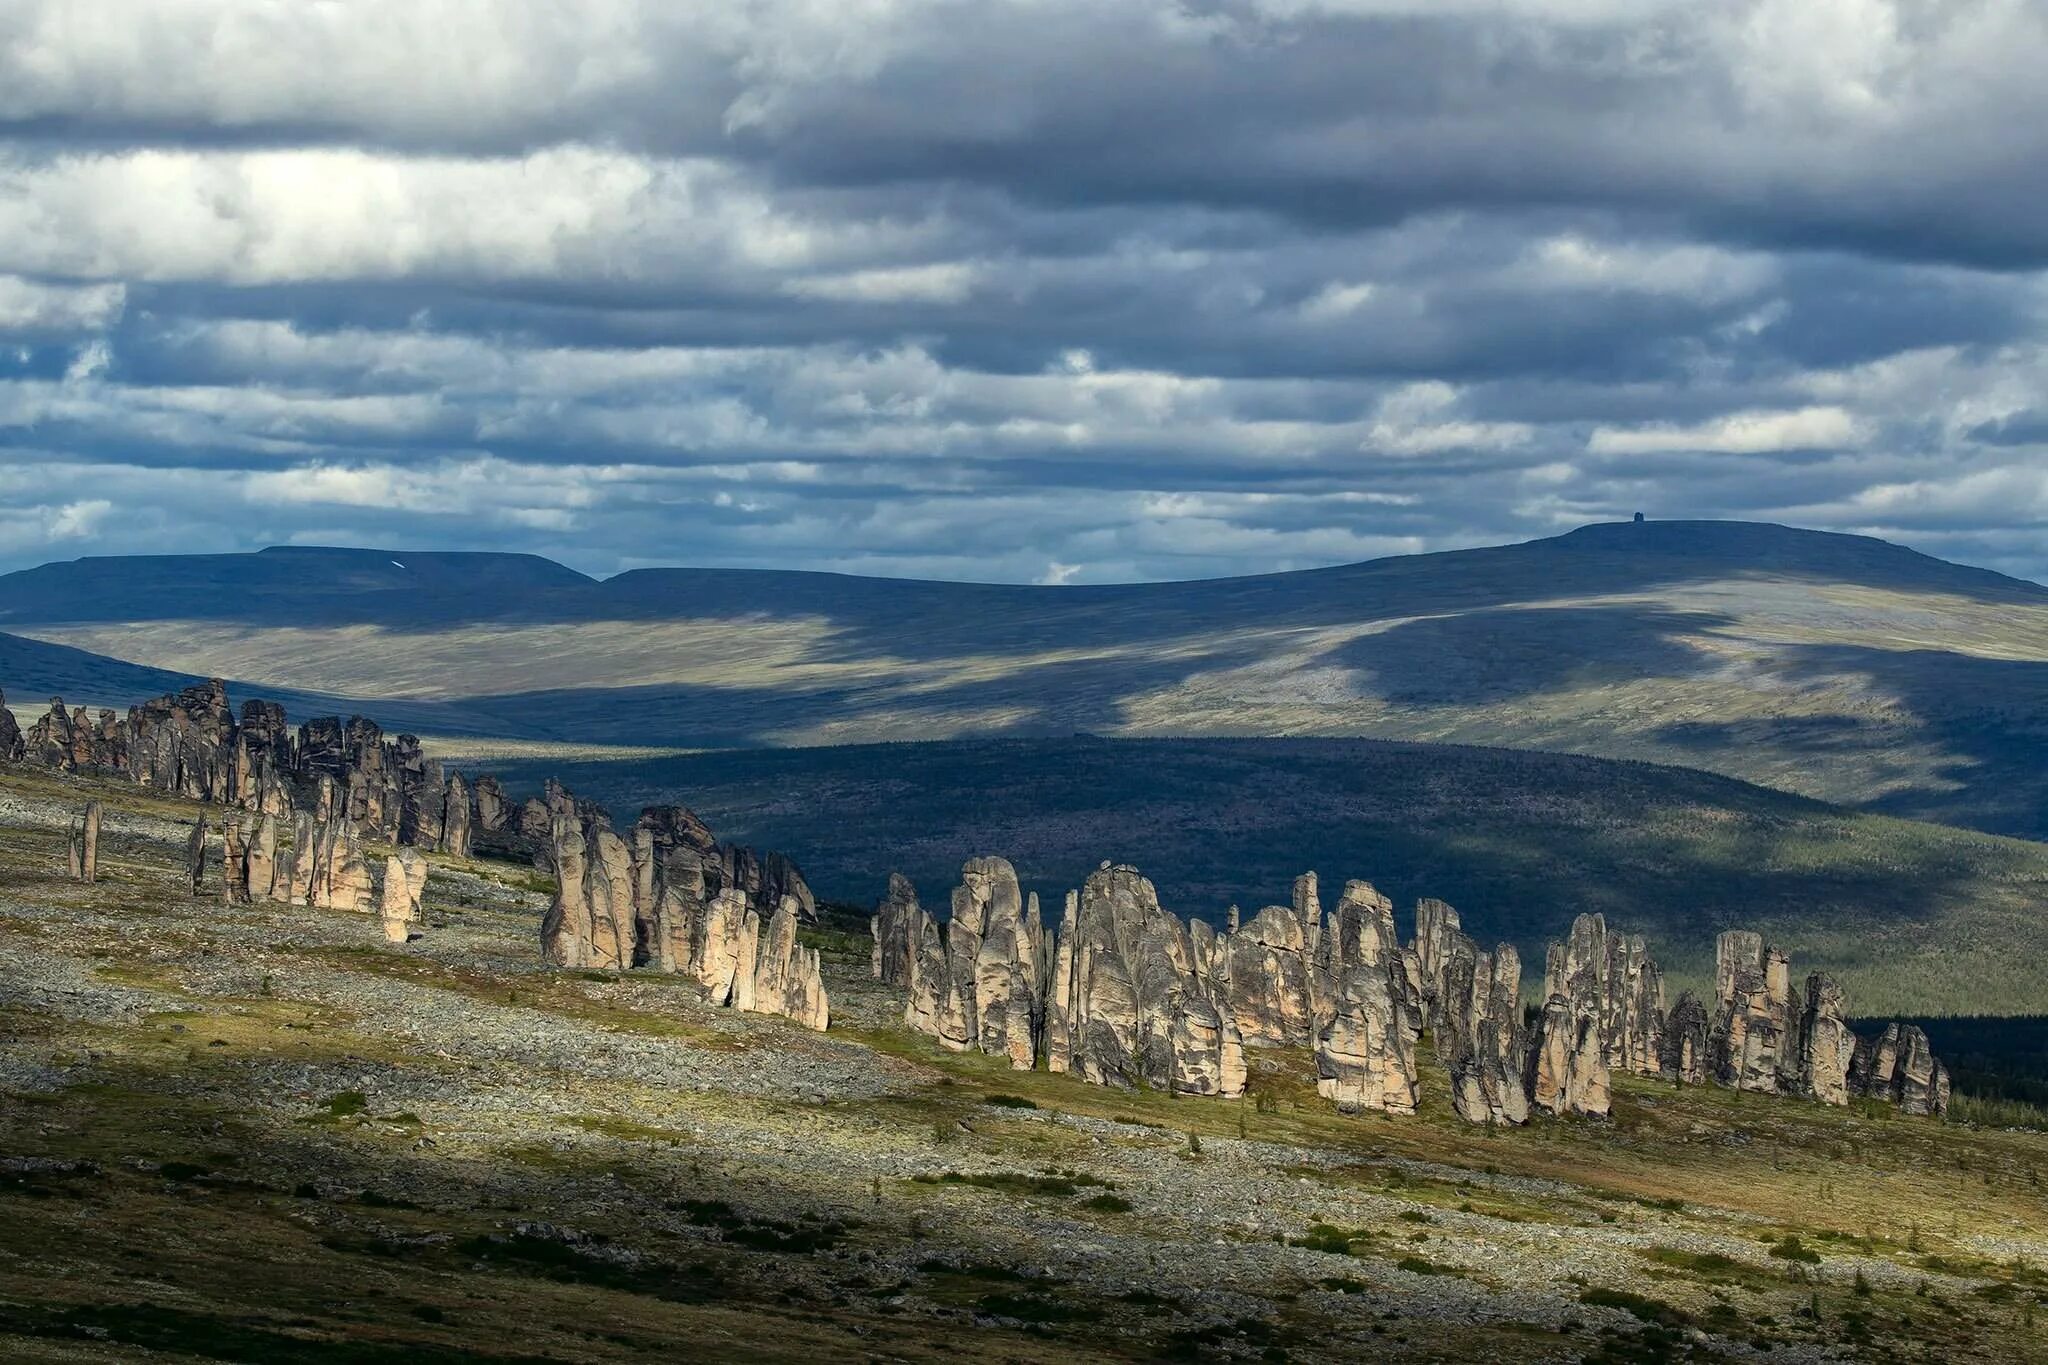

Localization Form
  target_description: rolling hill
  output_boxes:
[5,519,2048,838]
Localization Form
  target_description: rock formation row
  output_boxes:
[873,858,1951,1121]
[2,679,813,924]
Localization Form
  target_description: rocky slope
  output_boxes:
[2,763,2042,1364]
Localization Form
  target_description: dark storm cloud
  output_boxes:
[0,0,2044,583]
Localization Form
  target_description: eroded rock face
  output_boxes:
[0,688,23,763]
[540,813,633,969]
[1526,995,1610,1117]
[66,801,102,883]
[379,848,428,943]
[244,813,279,902]
[1219,903,1316,1048]
[1711,930,1792,1094]
[750,895,829,1031]
[1793,974,1856,1106]
[441,773,472,858]
[1540,914,1664,1080]
[1527,915,1616,1117]
[308,818,375,914]
[184,815,208,894]
[1313,881,1419,1115]
[958,857,1045,1070]
[1851,1023,1951,1117]
[870,873,923,988]
[1661,992,1712,1086]
[1045,863,1246,1097]
[127,681,235,803]
[220,817,248,904]
[1441,941,1529,1125]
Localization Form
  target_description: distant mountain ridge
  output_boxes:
[3,521,2042,630]
[5,519,2048,840]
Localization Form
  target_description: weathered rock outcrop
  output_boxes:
[1540,914,1664,1078]
[0,688,23,763]
[184,815,208,894]
[750,896,829,1031]
[1660,992,1712,1085]
[1711,930,1793,1094]
[1792,973,1856,1105]
[1440,940,1529,1125]
[308,818,375,913]
[127,681,236,803]
[1526,915,1617,1117]
[632,804,817,924]
[1313,881,1418,1114]
[534,807,829,1029]
[1218,902,1317,1048]
[541,813,633,969]
[1526,994,1610,1117]
[380,849,427,944]
[220,817,249,904]
[442,772,472,858]
[957,857,1046,1069]
[1044,863,1246,1097]
[67,802,101,883]
[244,813,280,902]
[1851,1022,1951,1117]
[870,873,923,988]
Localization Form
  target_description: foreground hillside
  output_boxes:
[472,735,2048,1017]
[2,766,2044,1364]
[5,520,2048,839]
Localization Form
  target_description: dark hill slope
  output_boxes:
[6,520,2048,837]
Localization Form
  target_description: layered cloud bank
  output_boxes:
[1,0,2045,582]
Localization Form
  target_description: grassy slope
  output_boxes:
[470,734,2048,1017]
[2,765,2045,1365]
[6,521,2048,839]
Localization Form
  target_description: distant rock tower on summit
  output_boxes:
[1633,511,1645,523]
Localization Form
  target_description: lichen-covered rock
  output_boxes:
[1792,974,1855,1105]
[1441,942,1529,1125]
[1711,930,1792,1094]
[749,895,829,1030]
[380,848,428,943]
[1220,903,1316,1048]
[540,813,633,969]
[66,801,101,884]
[220,817,249,904]
[1851,1022,1951,1117]
[1045,863,1245,1097]
[870,873,923,987]
[955,857,1044,1069]
[1526,994,1610,1117]
[1661,991,1712,1085]
[184,814,208,894]
[0,688,23,763]
[244,812,279,902]
[1313,881,1419,1115]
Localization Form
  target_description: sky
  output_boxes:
[1,0,2046,585]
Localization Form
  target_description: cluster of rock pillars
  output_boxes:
[2,680,1951,1113]
[2,681,826,1031]
[871,858,1952,1122]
